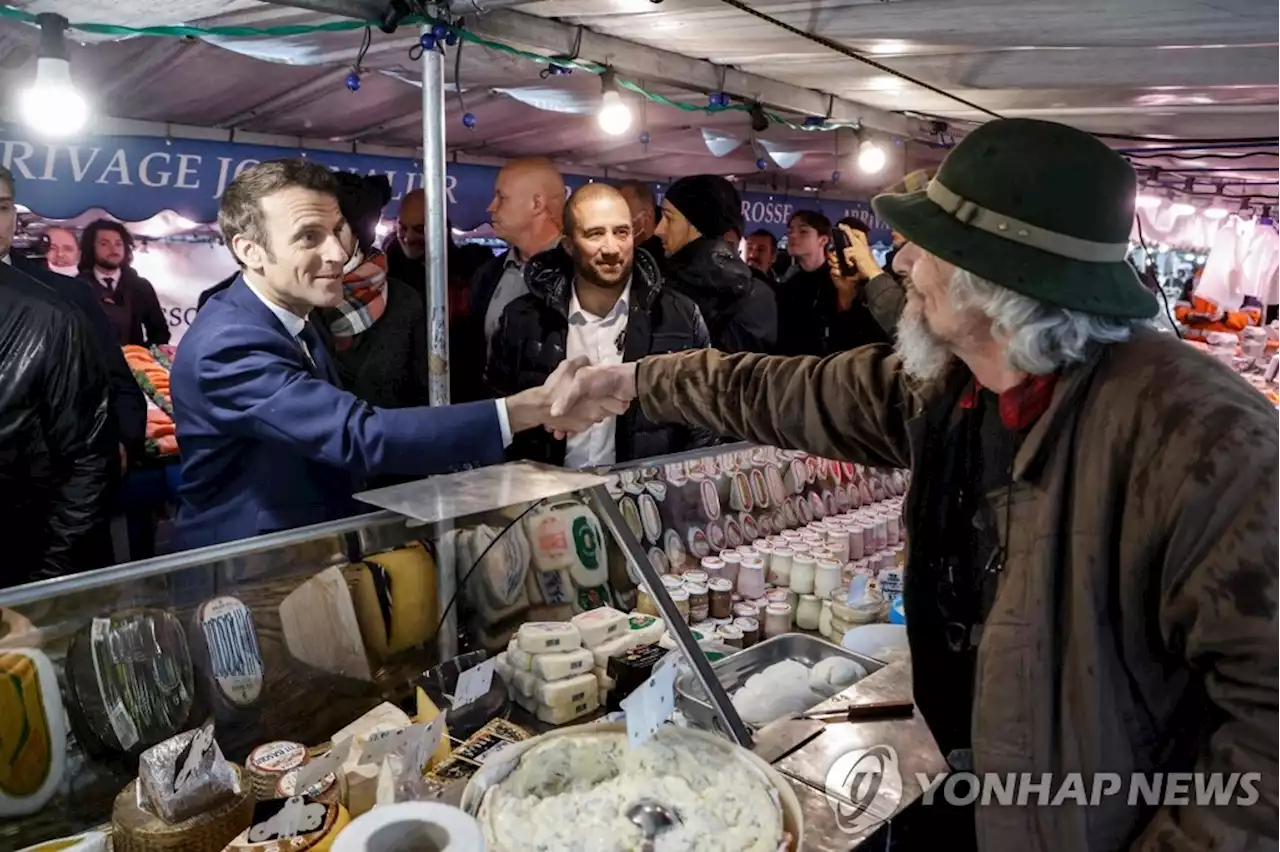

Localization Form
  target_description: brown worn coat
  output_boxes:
[638,328,1278,851]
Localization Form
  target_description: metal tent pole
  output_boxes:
[421,27,451,407]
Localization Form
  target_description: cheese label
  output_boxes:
[531,516,571,564]
[452,657,497,709]
[572,515,602,571]
[197,597,264,708]
[293,738,350,793]
[620,654,678,749]
[249,741,306,775]
[619,497,643,540]
[0,652,52,797]
[576,586,611,613]
[530,568,573,606]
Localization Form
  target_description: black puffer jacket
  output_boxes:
[485,247,717,466]
[665,237,777,353]
[0,263,114,587]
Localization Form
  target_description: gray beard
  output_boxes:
[894,298,954,383]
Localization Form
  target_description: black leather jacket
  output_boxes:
[0,262,114,587]
[485,247,718,466]
[666,237,777,353]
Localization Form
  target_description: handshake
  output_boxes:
[506,357,639,439]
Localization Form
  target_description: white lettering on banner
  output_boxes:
[96,149,134,185]
[69,147,103,182]
[37,146,57,181]
[742,200,795,227]
[2,141,37,179]
[139,152,172,188]
[176,154,201,189]
[445,174,457,205]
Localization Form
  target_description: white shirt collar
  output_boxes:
[569,278,631,325]
[1,253,9,266]
[243,277,308,337]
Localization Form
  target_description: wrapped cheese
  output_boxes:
[529,647,593,681]
[570,607,628,648]
[515,622,581,654]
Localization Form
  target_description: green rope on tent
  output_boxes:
[0,6,863,133]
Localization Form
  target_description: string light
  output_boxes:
[19,14,88,137]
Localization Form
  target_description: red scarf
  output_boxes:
[959,373,1059,430]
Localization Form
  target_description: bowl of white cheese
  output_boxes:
[461,723,802,851]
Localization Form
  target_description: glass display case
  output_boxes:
[1,449,939,852]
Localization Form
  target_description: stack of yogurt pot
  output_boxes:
[632,464,908,650]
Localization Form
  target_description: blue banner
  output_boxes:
[0,125,890,243]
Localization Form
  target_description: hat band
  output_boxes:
[927,180,1128,263]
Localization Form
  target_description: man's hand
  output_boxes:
[504,357,632,437]
[548,363,639,439]
[829,225,885,311]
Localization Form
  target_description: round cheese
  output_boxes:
[0,649,66,817]
[225,801,351,852]
[112,763,254,852]
[638,493,662,544]
[64,609,194,759]
[275,769,343,807]
[190,596,264,718]
[353,542,439,662]
[246,742,308,801]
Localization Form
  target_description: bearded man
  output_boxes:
[549,119,1278,850]
[485,182,715,468]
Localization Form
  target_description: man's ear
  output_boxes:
[231,233,265,272]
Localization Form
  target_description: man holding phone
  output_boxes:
[826,218,907,347]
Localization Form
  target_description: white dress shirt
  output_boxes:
[564,280,630,469]
[242,277,514,448]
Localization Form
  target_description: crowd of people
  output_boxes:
[0,155,905,582]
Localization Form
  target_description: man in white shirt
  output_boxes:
[485,183,716,468]
[171,159,594,549]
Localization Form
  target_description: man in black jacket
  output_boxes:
[78,219,171,347]
[0,183,113,585]
[657,175,777,353]
[486,183,715,467]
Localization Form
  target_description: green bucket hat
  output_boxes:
[872,118,1157,319]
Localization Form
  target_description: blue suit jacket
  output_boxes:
[171,277,505,550]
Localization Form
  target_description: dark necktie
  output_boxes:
[297,323,337,385]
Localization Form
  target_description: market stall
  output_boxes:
[0,446,935,851]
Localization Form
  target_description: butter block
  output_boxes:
[570,606,628,648]
[532,672,597,707]
[529,647,593,681]
[515,621,581,654]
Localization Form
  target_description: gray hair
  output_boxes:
[949,267,1139,375]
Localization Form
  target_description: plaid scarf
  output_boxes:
[959,372,1059,430]
[325,252,389,350]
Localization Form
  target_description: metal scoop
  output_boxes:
[627,798,679,852]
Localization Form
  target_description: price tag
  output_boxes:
[359,719,441,767]
[404,717,445,775]
[248,797,329,842]
[846,573,869,606]
[294,737,351,792]
[451,657,497,709]
[620,654,678,749]
[173,722,216,793]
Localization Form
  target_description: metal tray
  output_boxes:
[675,632,885,734]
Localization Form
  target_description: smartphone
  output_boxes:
[828,224,864,279]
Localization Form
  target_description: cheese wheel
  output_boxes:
[278,567,372,682]
[529,646,593,681]
[638,493,662,544]
[352,542,438,662]
[64,609,194,759]
[246,741,308,801]
[0,649,66,817]
[515,622,581,654]
[570,606,628,648]
[189,596,265,721]
[17,831,108,852]
[111,763,254,852]
[533,672,597,707]
[275,768,344,806]
[619,497,644,541]
[624,613,666,646]
[225,801,351,851]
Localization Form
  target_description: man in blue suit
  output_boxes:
[171,160,598,550]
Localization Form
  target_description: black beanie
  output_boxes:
[664,174,743,239]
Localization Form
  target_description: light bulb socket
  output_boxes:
[600,68,620,95]
[36,13,71,61]
[749,103,769,133]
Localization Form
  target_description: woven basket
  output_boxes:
[111,763,254,852]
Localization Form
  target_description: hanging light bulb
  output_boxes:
[19,14,88,138]
[597,70,632,136]
[857,139,886,174]
[1169,201,1196,217]
[1203,205,1229,220]
[1134,194,1162,209]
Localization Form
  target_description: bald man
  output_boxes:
[471,157,566,352]
[615,179,665,274]
[485,182,713,467]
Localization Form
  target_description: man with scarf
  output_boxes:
[548,119,1277,851]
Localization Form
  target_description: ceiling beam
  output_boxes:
[219,67,354,127]
[258,0,911,137]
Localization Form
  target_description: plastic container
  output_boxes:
[791,553,816,595]
[814,559,843,599]
[763,602,793,639]
[795,594,821,631]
